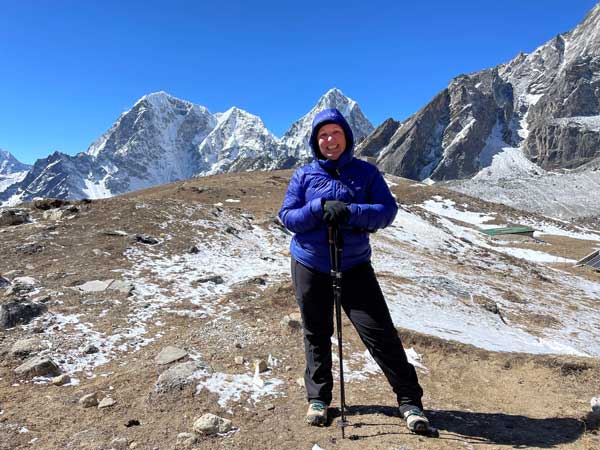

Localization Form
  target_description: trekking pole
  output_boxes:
[328,225,350,438]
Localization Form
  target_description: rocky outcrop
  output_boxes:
[359,4,600,180]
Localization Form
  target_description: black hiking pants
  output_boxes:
[291,258,424,409]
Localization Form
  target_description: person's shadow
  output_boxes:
[327,405,587,447]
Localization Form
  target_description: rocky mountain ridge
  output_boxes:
[357,3,600,181]
[0,89,373,205]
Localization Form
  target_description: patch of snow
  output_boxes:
[194,370,284,410]
[419,198,496,226]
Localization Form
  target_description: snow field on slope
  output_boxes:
[372,200,600,357]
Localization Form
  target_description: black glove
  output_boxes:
[322,200,350,225]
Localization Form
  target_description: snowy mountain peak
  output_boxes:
[280,88,373,159]
[0,149,31,175]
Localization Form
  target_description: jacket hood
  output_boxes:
[309,108,355,169]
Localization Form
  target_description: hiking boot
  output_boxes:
[401,406,432,435]
[305,400,328,426]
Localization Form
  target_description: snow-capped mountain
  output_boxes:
[0,149,30,175]
[280,88,374,162]
[0,149,31,194]
[196,107,280,175]
[1,89,371,204]
[358,3,600,181]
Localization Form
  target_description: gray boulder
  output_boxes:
[0,208,30,226]
[192,413,232,435]
[0,300,47,329]
[155,360,211,393]
[10,337,46,358]
[15,355,61,377]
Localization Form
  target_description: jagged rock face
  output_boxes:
[1,89,372,204]
[0,149,30,175]
[196,107,280,175]
[520,6,600,169]
[365,70,514,180]
[280,88,374,161]
[1,152,94,203]
[356,118,402,158]
[88,92,217,193]
[363,4,600,180]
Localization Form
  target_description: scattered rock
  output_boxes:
[42,209,65,221]
[188,245,200,254]
[79,393,98,408]
[74,280,113,293]
[592,397,600,413]
[234,356,245,365]
[0,208,30,226]
[74,279,134,295]
[102,230,129,237]
[155,346,188,365]
[15,355,61,377]
[155,360,210,393]
[135,234,159,245]
[175,432,198,448]
[33,198,69,210]
[281,313,302,331]
[0,276,10,288]
[52,374,71,386]
[254,359,268,373]
[0,301,47,329]
[125,419,140,427]
[10,337,46,358]
[109,437,129,450]
[196,275,224,284]
[98,397,116,409]
[263,403,275,411]
[108,280,135,295]
[81,344,99,354]
[15,241,44,255]
[192,413,232,435]
[295,377,305,388]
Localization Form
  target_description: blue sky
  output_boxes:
[1,0,598,164]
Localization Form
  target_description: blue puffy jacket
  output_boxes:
[278,108,398,273]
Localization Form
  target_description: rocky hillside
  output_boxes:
[358,4,600,181]
[1,171,599,449]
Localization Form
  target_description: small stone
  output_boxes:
[196,275,224,284]
[10,338,46,358]
[52,374,71,386]
[192,413,232,435]
[15,355,60,377]
[109,437,128,450]
[176,432,198,447]
[281,313,302,330]
[188,245,200,254]
[129,442,138,449]
[74,280,113,293]
[0,276,10,288]
[82,344,99,354]
[234,356,245,365]
[263,403,275,411]
[135,234,159,245]
[155,346,188,365]
[108,280,135,295]
[98,397,116,409]
[155,360,210,394]
[79,392,98,408]
[254,359,268,373]
[295,377,305,388]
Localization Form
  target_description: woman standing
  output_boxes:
[278,108,431,434]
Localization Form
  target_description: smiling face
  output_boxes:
[317,123,347,161]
